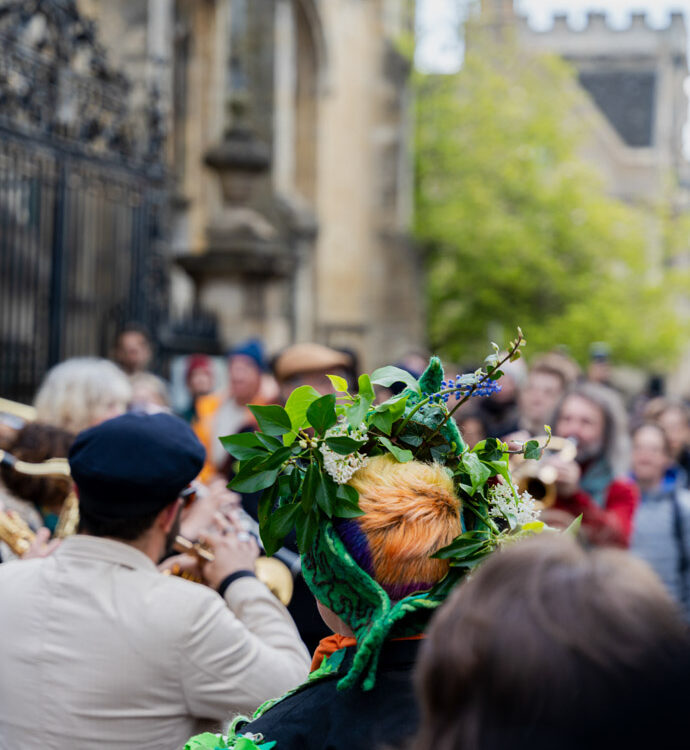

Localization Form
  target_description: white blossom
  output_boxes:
[488,479,540,527]
[319,419,368,484]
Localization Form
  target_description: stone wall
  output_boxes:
[79,0,422,370]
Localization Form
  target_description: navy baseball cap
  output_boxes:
[69,412,205,518]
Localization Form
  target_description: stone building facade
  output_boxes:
[78,0,422,370]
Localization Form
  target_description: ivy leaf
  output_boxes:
[369,409,393,435]
[283,385,321,445]
[327,374,349,393]
[472,437,504,462]
[306,394,338,435]
[377,436,414,463]
[325,436,367,455]
[219,433,268,460]
[430,443,451,462]
[371,365,422,394]
[346,395,370,428]
[357,373,376,402]
[248,404,292,437]
[461,452,492,493]
[524,439,542,460]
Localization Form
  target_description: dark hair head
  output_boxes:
[77,504,162,542]
[116,322,152,344]
[0,423,74,510]
[414,535,690,750]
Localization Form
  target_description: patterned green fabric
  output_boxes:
[302,521,441,691]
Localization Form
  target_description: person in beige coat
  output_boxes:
[0,412,310,750]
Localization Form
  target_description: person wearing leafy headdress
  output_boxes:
[185,334,547,750]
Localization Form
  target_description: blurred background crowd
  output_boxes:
[4,0,690,747]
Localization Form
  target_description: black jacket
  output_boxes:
[238,639,421,750]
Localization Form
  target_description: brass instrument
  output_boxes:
[172,534,295,606]
[0,397,37,423]
[0,509,35,556]
[0,442,296,605]
[512,436,577,508]
[0,449,77,555]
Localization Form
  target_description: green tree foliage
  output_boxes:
[414,37,685,368]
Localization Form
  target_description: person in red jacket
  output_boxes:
[547,383,639,547]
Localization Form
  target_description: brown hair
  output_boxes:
[1,423,74,512]
[414,535,690,750]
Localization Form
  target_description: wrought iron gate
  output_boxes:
[0,0,168,403]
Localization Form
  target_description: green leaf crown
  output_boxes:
[224,329,549,573]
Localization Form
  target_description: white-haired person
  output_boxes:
[34,357,132,434]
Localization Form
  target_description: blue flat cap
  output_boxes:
[69,412,205,518]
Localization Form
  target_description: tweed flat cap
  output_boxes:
[273,343,352,382]
[69,412,205,518]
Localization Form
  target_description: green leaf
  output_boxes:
[432,539,489,560]
[327,374,349,392]
[316,472,337,517]
[369,409,393,435]
[377,436,414,463]
[219,433,268,460]
[399,430,423,447]
[374,393,408,415]
[371,365,422,394]
[306,394,338,435]
[296,508,320,551]
[473,438,504,462]
[257,483,279,526]
[264,503,302,555]
[284,385,322,444]
[255,432,284,451]
[524,439,542,460]
[289,466,303,495]
[334,483,364,518]
[346,395,371,428]
[300,462,319,513]
[461,452,492,493]
[430,443,450,462]
[357,373,376,402]
[566,513,583,537]
[229,465,281,493]
[324,436,367,455]
[256,445,292,471]
[248,404,292,436]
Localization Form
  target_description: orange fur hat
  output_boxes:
[335,455,463,600]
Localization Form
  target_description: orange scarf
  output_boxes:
[310,632,425,672]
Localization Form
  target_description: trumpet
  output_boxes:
[171,534,295,606]
[512,436,577,508]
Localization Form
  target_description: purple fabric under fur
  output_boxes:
[333,518,434,600]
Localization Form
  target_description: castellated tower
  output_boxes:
[515,10,689,205]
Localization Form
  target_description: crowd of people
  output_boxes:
[0,327,689,750]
